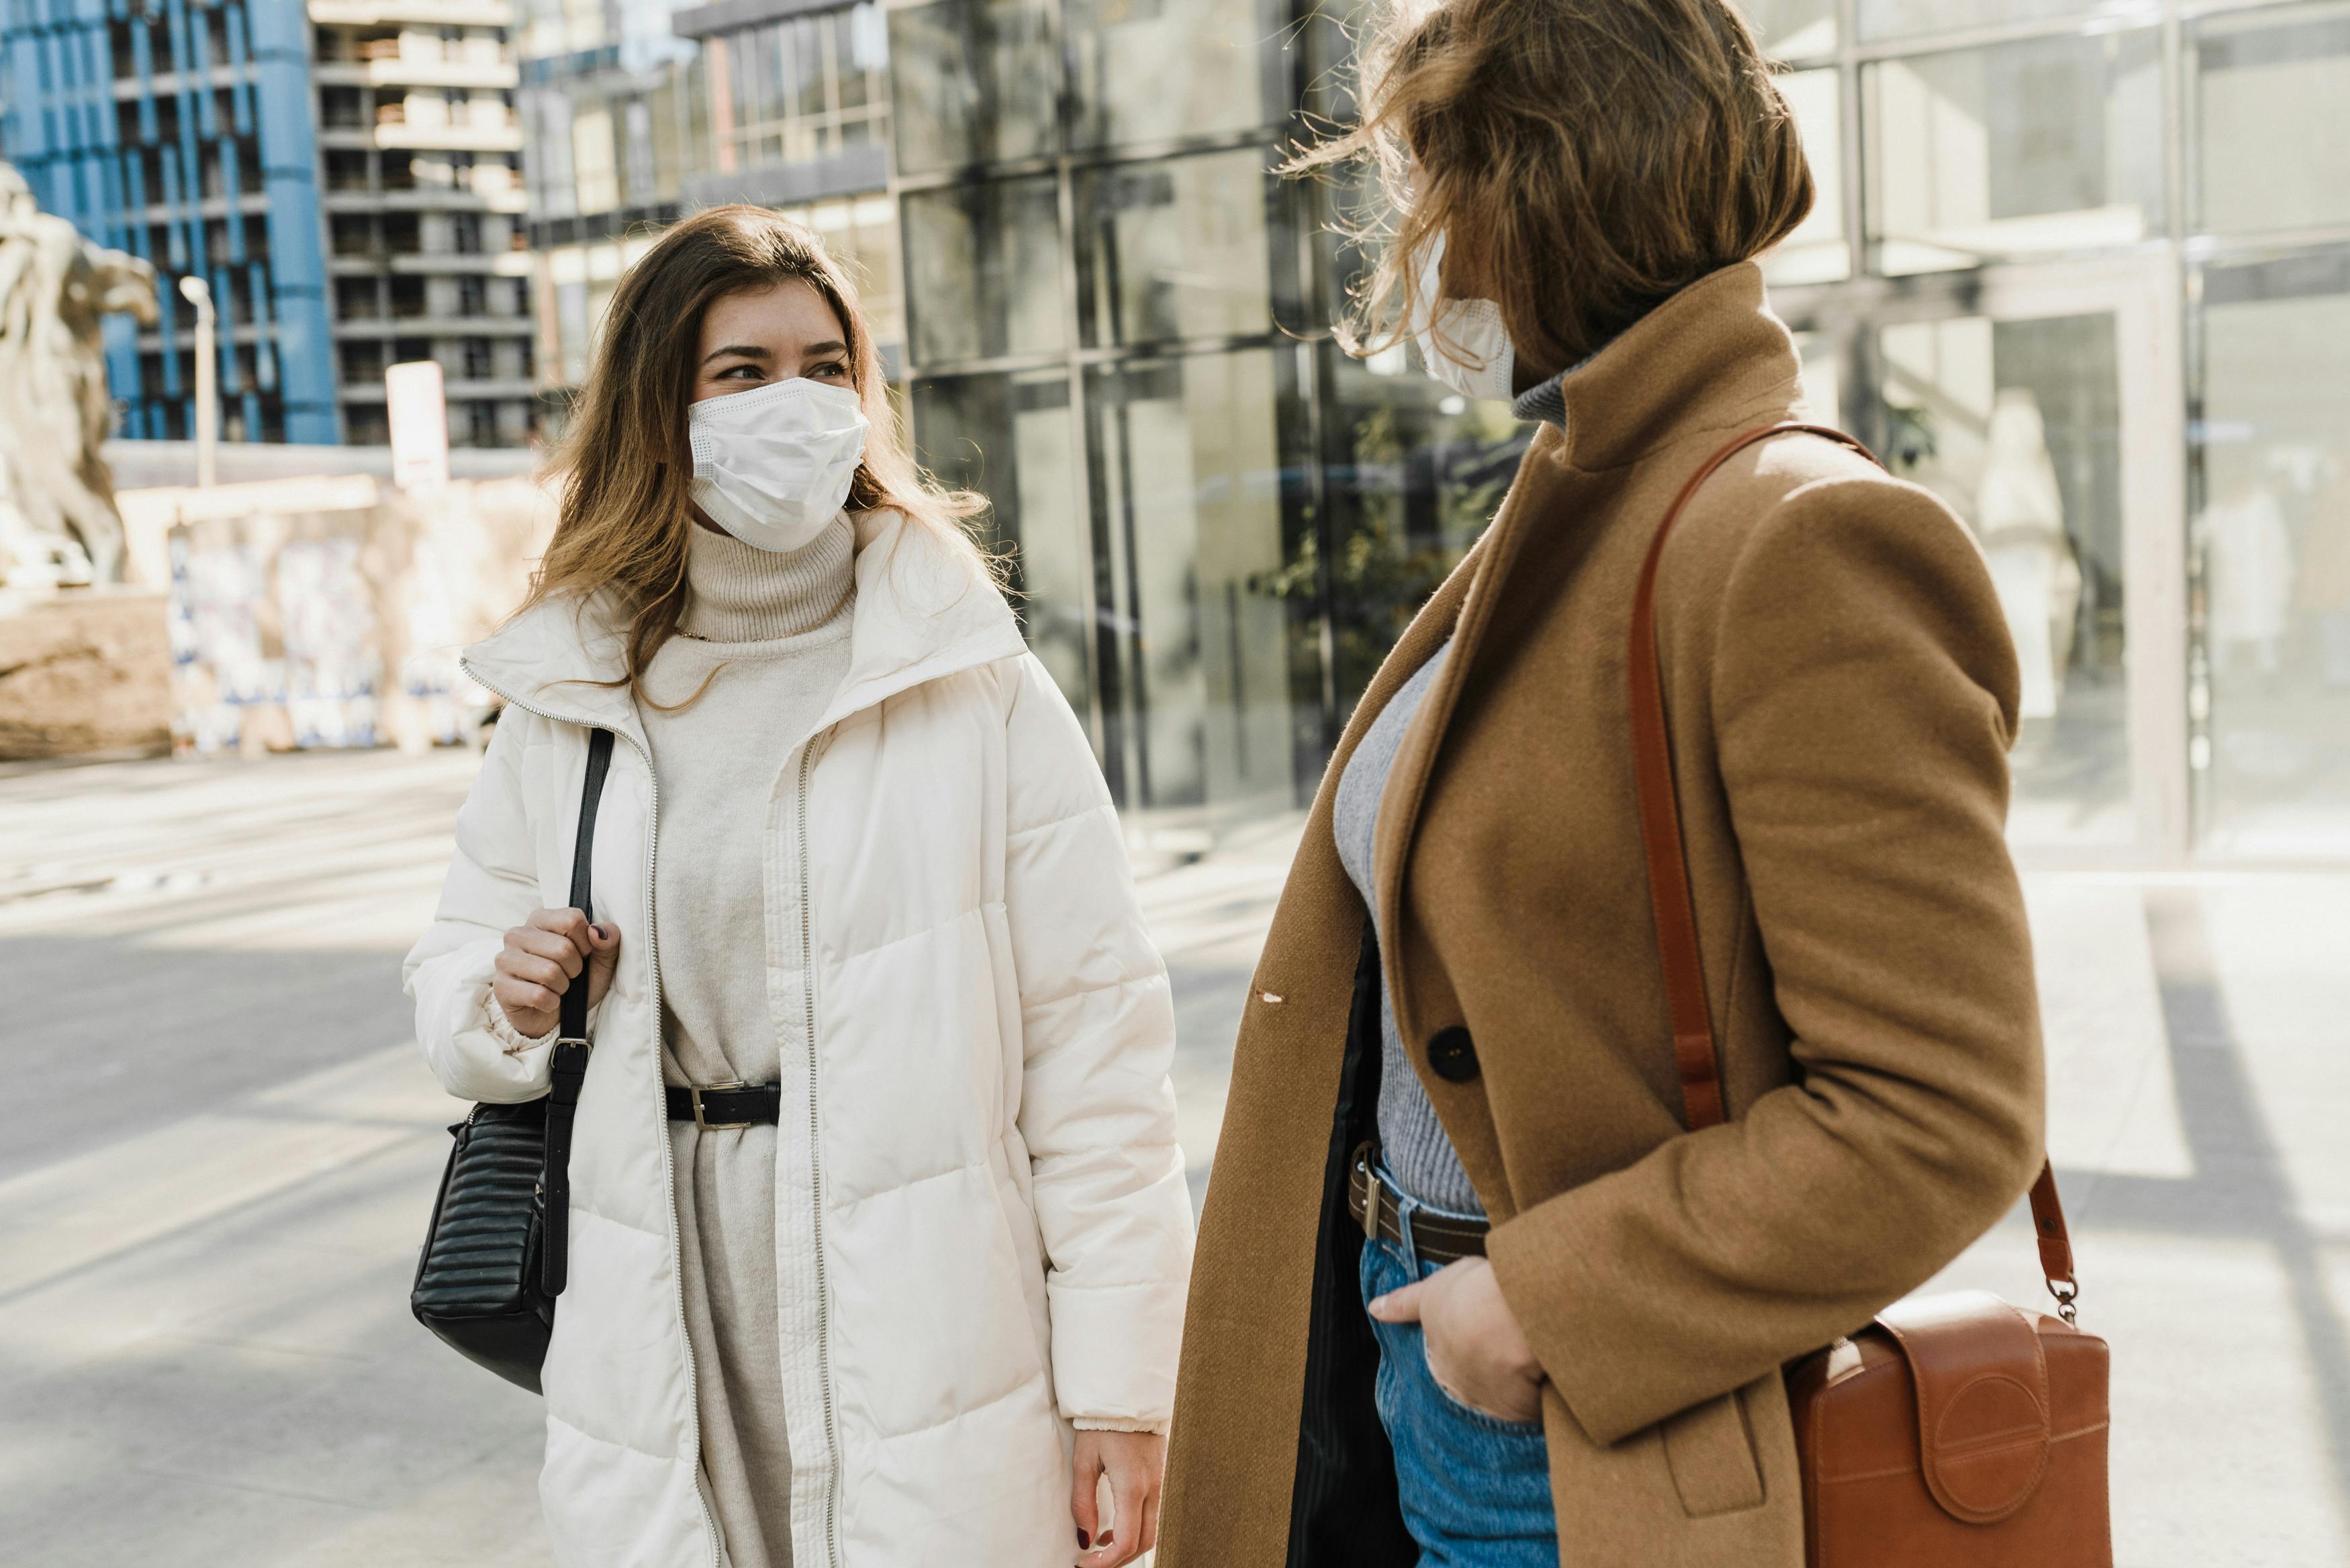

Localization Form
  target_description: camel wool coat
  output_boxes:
[1156,263,2047,1568]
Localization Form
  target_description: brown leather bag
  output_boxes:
[1628,423,2112,1566]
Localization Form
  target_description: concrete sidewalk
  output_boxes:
[2,748,2345,1565]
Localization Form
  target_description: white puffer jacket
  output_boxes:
[403,509,1194,1568]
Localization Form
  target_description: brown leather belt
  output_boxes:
[1346,1142,1489,1266]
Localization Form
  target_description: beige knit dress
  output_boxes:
[634,517,857,1568]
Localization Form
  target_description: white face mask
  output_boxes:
[1404,234,1515,404]
[687,375,871,552]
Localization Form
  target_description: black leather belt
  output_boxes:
[665,1081,782,1130]
[1347,1142,1488,1265]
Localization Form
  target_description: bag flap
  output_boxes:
[1875,1289,2052,1524]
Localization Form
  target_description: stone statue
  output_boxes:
[0,158,159,590]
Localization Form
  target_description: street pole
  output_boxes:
[178,275,217,489]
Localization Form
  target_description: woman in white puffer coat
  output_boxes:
[402,207,1193,1568]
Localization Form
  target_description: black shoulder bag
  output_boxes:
[411,727,614,1393]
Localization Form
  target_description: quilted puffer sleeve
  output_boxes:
[1001,654,1194,1434]
[402,712,556,1104]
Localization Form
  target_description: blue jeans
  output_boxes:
[1358,1183,1558,1566]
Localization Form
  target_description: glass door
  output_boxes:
[1799,258,2187,858]
[2193,252,2350,858]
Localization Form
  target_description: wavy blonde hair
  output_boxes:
[523,205,988,692]
[1294,0,1814,377]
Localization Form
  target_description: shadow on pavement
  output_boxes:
[2055,888,2350,1514]
[0,934,417,1182]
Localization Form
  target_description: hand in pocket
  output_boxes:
[1369,1257,1546,1424]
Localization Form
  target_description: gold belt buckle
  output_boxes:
[691,1079,751,1131]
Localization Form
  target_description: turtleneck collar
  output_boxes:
[1510,330,1625,430]
[679,514,855,643]
[1505,263,1795,467]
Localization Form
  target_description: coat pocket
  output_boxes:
[1660,1388,1766,1517]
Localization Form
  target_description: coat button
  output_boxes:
[1427,1026,1478,1083]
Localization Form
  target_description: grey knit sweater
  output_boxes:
[1333,369,1572,1218]
[1332,642,1483,1217]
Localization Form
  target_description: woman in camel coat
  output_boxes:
[1157,3,2047,1564]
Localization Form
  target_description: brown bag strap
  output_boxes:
[1628,421,2081,1320]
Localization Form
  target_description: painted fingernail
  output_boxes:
[591,924,608,940]
[1076,1528,1090,1549]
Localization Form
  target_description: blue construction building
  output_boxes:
[1,0,340,442]
[3,0,538,448]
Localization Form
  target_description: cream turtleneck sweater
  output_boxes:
[636,517,856,1568]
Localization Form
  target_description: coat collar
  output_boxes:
[1359,260,1807,907]
[1355,263,1807,1210]
[461,507,1027,743]
[1541,261,1803,473]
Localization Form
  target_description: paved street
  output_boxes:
[2,748,2347,1565]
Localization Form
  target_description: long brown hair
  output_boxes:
[523,205,986,690]
[1295,0,1814,377]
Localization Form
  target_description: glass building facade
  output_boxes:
[519,0,904,411]
[890,0,1531,838]
[510,0,2350,859]
[1744,0,2350,859]
[884,0,2350,859]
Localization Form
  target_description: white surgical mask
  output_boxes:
[687,375,871,552]
[1404,234,1515,403]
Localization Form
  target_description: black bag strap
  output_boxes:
[540,727,614,1297]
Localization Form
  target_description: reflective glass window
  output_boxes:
[1075,150,1278,348]
[1762,68,1848,286]
[1876,311,2133,846]
[767,193,904,354]
[1793,329,1843,426]
[2197,255,2350,854]
[521,88,577,217]
[902,176,1065,366]
[1865,30,2163,275]
[1084,349,1303,812]
[1064,0,1275,152]
[839,3,889,126]
[572,103,618,214]
[622,99,656,205]
[888,0,1058,175]
[1314,346,1532,714]
[1736,0,1836,59]
[2195,11,2350,237]
[649,61,697,198]
[1859,0,2115,42]
[550,246,590,386]
[694,7,892,173]
[910,369,1092,711]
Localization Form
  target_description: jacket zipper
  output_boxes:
[797,736,843,1568]
[461,671,722,1568]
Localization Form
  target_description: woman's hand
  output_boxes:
[1070,1428,1164,1567]
[492,908,620,1040]
[1368,1256,1545,1424]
